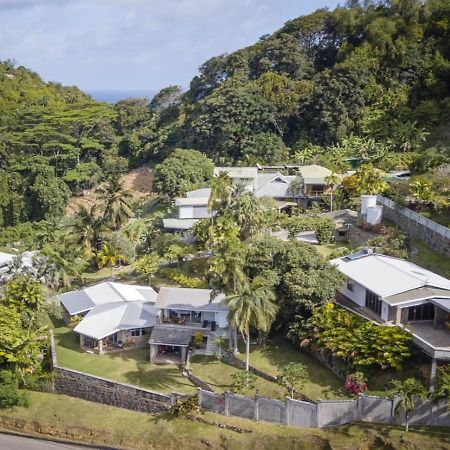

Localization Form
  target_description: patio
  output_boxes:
[405,321,450,359]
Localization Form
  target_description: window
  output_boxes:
[365,289,382,316]
[130,328,147,337]
[346,278,354,292]
[408,303,435,321]
[311,184,324,194]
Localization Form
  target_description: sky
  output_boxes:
[0,0,340,93]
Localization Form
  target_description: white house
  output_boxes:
[149,287,229,364]
[59,281,158,353]
[163,188,212,231]
[331,249,450,387]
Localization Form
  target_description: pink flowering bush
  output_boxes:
[344,372,368,394]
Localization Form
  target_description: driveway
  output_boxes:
[0,433,102,450]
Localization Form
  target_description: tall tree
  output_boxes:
[226,275,277,371]
[97,177,134,230]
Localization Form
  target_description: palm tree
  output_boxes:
[96,242,124,279]
[226,275,277,371]
[97,177,134,230]
[325,172,341,212]
[68,205,105,255]
[391,378,427,432]
[208,171,232,214]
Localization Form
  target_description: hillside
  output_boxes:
[1,0,449,229]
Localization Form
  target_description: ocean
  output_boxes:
[88,90,157,104]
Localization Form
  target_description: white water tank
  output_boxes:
[360,195,377,215]
[366,205,383,225]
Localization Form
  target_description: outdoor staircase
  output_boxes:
[204,337,218,356]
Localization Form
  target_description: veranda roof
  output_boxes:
[59,281,157,316]
[148,325,193,347]
[74,301,158,340]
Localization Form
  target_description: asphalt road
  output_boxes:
[0,433,101,450]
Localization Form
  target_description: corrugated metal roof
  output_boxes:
[60,282,157,316]
[297,165,332,184]
[0,252,14,268]
[74,301,158,340]
[332,253,450,298]
[431,298,450,313]
[156,287,227,311]
[186,188,211,198]
[214,167,258,179]
[385,287,450,306]
[162,218,199,230]
[149,325,193,346]
[175,197,209,206]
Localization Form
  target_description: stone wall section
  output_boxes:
[377,195,450,257]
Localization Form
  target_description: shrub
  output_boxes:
[134,253,160,282]
[0,371,29,409]
[283,216,334,244]
[68,314,83,329]
[158,268,208,288]
[194,332,204,348]
[345,372,367,395]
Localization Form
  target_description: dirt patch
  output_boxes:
[65,167,154,217]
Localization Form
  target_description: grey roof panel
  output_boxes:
[156,287,227,310]
[148,325,193,346]
[385,287,450,306]
[60,290,94,315]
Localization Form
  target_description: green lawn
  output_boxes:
[189,355,286,398]
[4,391,450,450]
[410,239,450,279]
[234,340,349,400]
[53,323,196,395]
[316,242,351,259]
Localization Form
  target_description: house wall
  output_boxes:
[341,280,366,307]
[193,206,209,219]
[216,311,228,328]
[178,205,194,219]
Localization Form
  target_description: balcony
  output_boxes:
[405,321,450,360]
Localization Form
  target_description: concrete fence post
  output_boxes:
[315,400,321,428]
[285,397,292,426]
[357,394,363,420]
[254,394,260,421]
[224,391,230,416]
[197,387,202,409]
[171,392,177,406]
[389,396,396,425]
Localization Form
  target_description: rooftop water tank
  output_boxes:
[360,195,377,215]
[366,205,383,225]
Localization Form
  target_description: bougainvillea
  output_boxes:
[345,372,368,395]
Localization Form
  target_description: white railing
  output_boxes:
[377,196,450,240]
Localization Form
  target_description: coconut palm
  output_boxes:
[208,171,232,214]
[391,378,427,432]
[68,205,105,255]
[226,275,277,371]
[97,177,134,230]
[96,242,124,279]
[325,172,341,212]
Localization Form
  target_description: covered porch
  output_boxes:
[149,325,192,364]
[160,308,220,331]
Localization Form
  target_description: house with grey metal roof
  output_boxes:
[163,188,212,231]
[331,250,450,388]
[149,287,230,364]
[59,281,158,354]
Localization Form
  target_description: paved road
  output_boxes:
[0,433,100,450]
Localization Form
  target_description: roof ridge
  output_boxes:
[108,281,129,302]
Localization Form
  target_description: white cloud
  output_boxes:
[0,0,339,90]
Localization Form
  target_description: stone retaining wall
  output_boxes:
[186,370,215,392]
[54,367,171,414]
[377,195,450,257]
[221,351,278,383]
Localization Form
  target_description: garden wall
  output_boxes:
[377,195,450,257]
[50,332,450,429]
[198,390,450,429]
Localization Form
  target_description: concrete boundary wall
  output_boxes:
[197,390,450,429]
[50,332,450,429]
[377,195,450,257]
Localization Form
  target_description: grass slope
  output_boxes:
[235,340,349,400]
[53,323,196,395]
[3,391,450,450]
